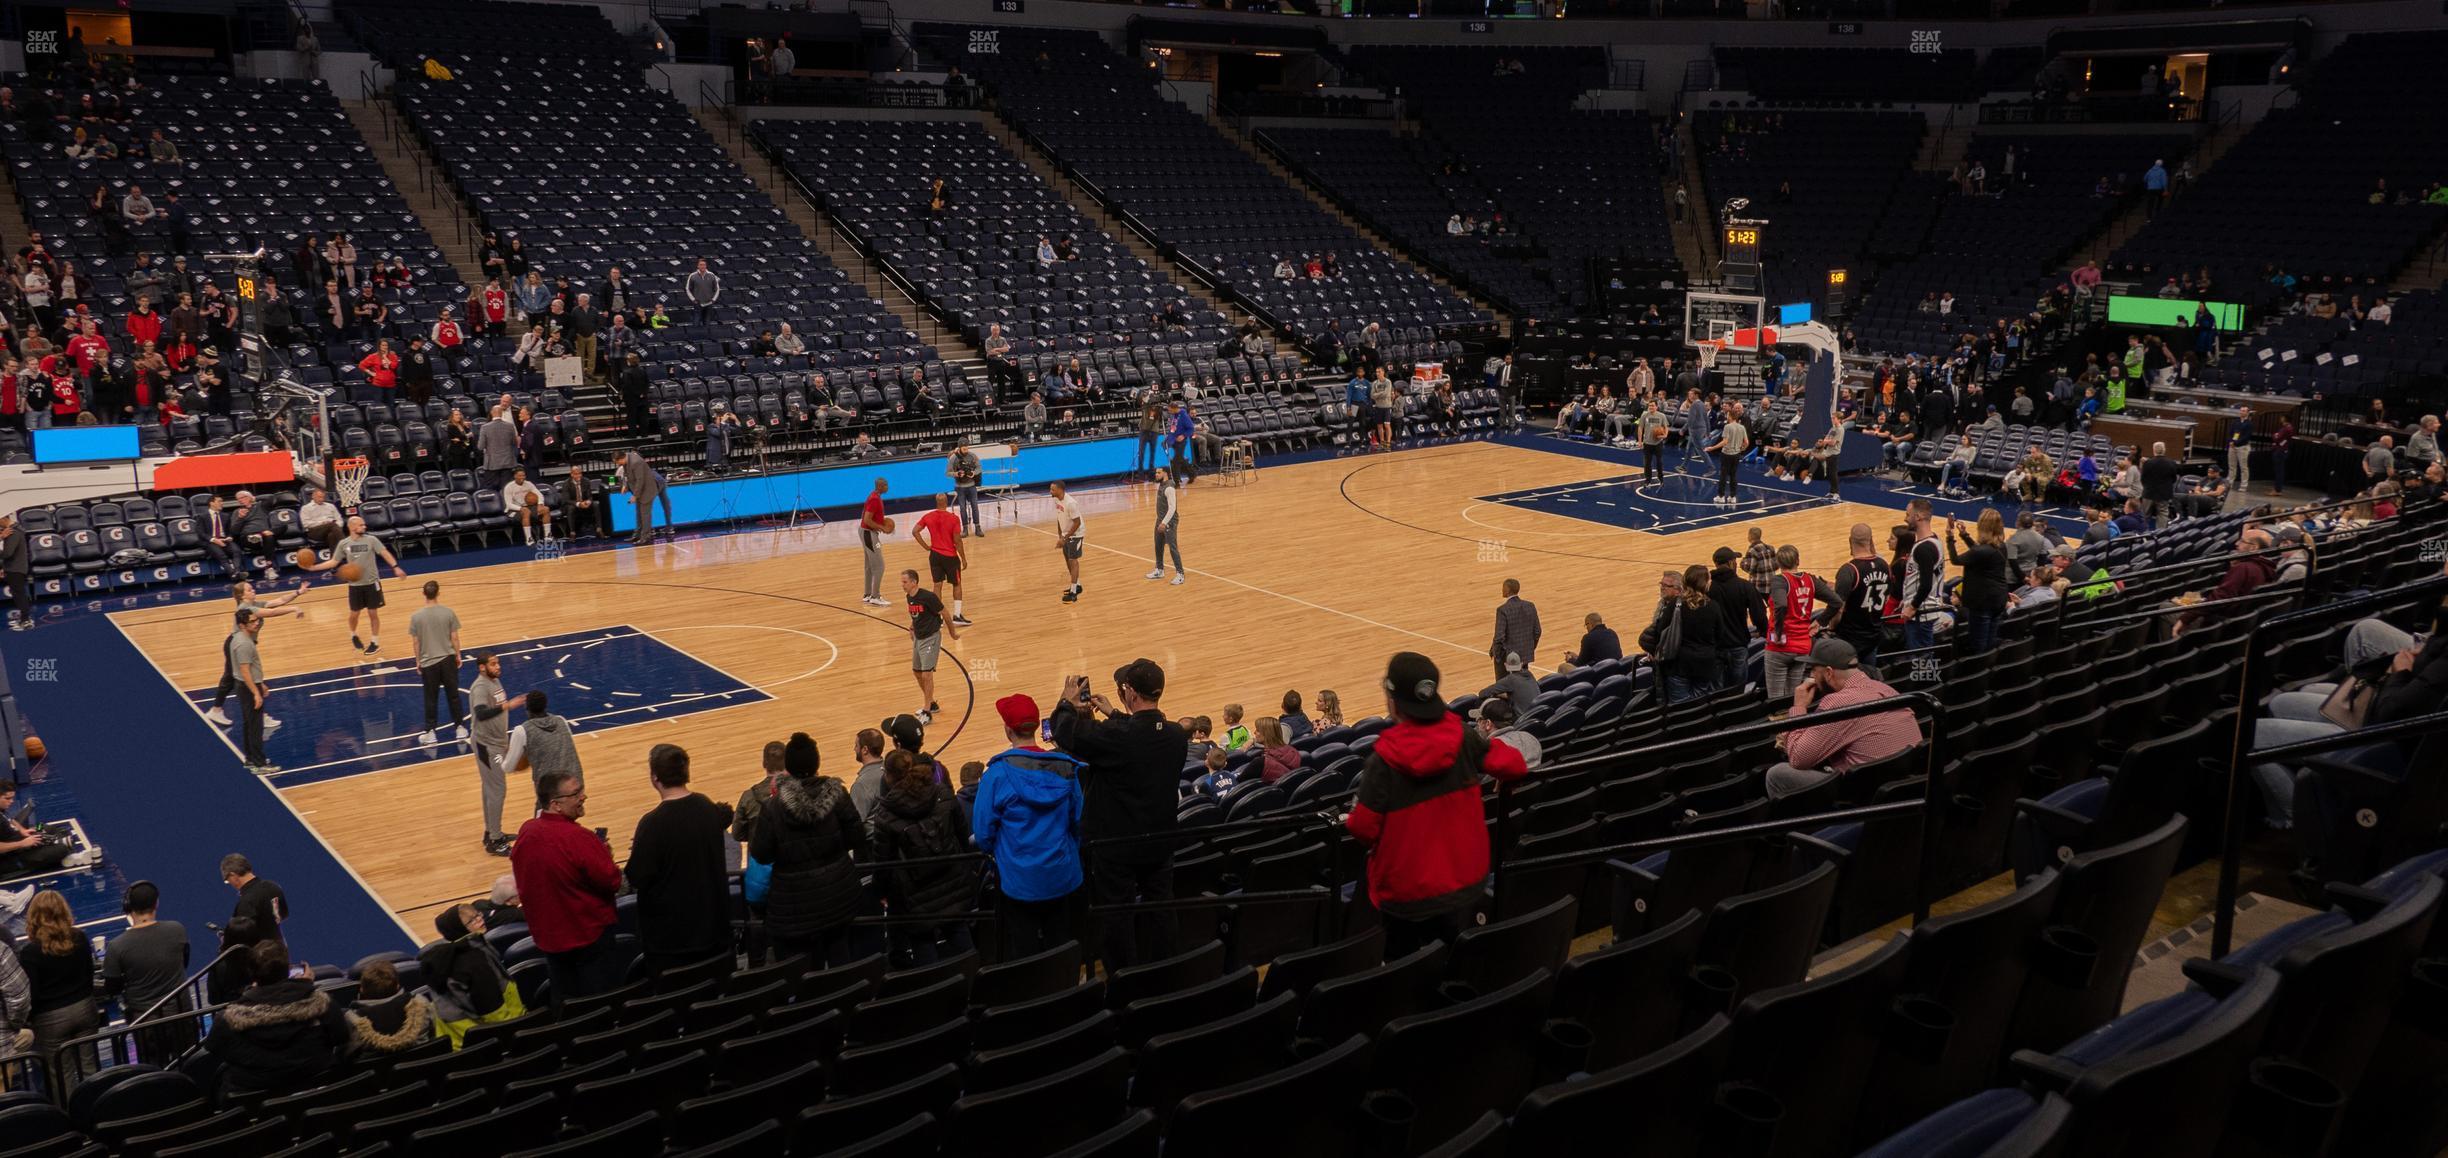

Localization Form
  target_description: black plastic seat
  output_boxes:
[1443,895,1574,1001]
[670,1059,826,1150]
[716,1006,844,1085]
[941,1046,1132,1157]
[2003,815,2190,1059]
[876,950,982,1000]
[968,940,1083,1009]
[1726,936,1916,1156]
[1552,907,1706,1069]
[1512,1015,1740,1158]
[1163,1034,1375,1158]
[1256,926,1383,1002]
[793,1065,962,1153]
[803,1113,934,1158]
[848,972,974,1047]
[567,1048,711,1133]
[1687,862,1840,1017]
[2011,967,2282,1158]
[1132,990,1300,1121]
[1367,970,1557,1152]
[500,1110,663,1158]
[972,979,1107,1051]
[1043,1109,1157,1158]
[408,1093,560,1157]
[831,1016,974,1096]
[1105,940,1226,1009]
[1297,940,1448,1047]
[1120,966,1257,1048]
[669,1118,786,1158]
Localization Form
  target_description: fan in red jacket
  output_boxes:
[125,303,164,348]
[510,768,625,1000]
[1345,651,1529,959]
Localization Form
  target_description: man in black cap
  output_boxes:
[1052,659,1188,971]
[1708,545,1768,689]
[1763,639,1919,799]
[1345,652,1530,960]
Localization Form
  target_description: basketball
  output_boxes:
[293,547,319,570]
[880,516,896,533]
[337,562,366,583]
[21,736,43,761]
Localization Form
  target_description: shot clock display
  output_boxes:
[1723,225,1762,266]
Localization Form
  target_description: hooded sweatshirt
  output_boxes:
[750,774,870,943]
[872,778,982,918]
[974,745,1086,902]
[1345,713,1528,917]
[203,979,351,1096]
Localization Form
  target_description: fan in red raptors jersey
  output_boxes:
[1762,544,1836,715]
[430,310,465,350]
[480,278,510,337]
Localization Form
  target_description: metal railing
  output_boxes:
[26,941,248,1106]
[2210,572,2448,956]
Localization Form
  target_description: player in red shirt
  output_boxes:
[859,478,891,606]
[911,492,972,626]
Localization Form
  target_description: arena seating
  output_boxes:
[1712,47,1981,103]
[750,118,1237,365]
[1690,111,1927,315]
[1338,46,1676,312]
[915,25,1488,347]
[362,4,941,396]
[1257,126,1570,319]
[2109,30,2448,296]
[1852,131,2193,361]
[0,71,469,457]
[2191,286,2446,398]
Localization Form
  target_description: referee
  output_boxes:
[409,580,464,744]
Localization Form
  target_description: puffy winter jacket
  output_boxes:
[751,775,871,944]
[872,779,982,918]
[1345,714,1528,918]
[973,746,1086,902]
[201,979,350,1098]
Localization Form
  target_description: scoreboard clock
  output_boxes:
[1723,225,1762,266]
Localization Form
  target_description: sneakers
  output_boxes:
[364,640,380,656]
[418,730,438,744]
[350,634,364,651]
[6,620,28,632]
[862,595,889,606]
[263,716,283,733]
[1170,573,1186,585]
[246,762,282,775]
[1145,569,1165,580]
[483,834,513,857]
[204,707,232,726]
[1061,587,1079,603]
[60,849,100,870]
[915,707,934,726]
[950,614,973,627]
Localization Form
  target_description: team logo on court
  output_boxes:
[23,658,58,684]
[970,657,1001,683]
[531,538,566,563]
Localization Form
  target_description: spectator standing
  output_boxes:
[1488,578,1541,680]
[2140,442,2181,525]
[1763,545,1837,708]
[509,771,625,1005]
[476,405,520,495]
[731,739,790,870]
[1945,511,2012,654]
[1763,640,1921,799]
[102,882,191,1061]
[17,892,98,1074]
[975,695,1086,956]
[1710,545,1771,687]
[1828,523,1893,677]
[1897,501,1948,650]
[628,744,737,978]
[751,733,870,968]
[871,748,981,967]
[1052,660,1187,971]
[685,259,721,325]
[1346,652,1529,959]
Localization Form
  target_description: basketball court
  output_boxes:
[63,432,2051,944]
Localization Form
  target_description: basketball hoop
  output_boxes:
[1694,339,1725,373]
[331,456,372,510]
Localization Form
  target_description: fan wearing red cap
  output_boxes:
[972,692,1088,955]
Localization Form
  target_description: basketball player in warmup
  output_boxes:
[1050,481,1086,603]
[302,515,406,655]
[1146,467,1184,585]
[467,651,517,855]
[229,608,276,774]
[858,477,891,607]
[500,469,552,545]
[912,493,972,627]
[205,578,307,728]
[409,580,464,744]
[901,568,960,725]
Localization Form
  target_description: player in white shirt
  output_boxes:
[1050,481,1086,603]
[501,469,552,544]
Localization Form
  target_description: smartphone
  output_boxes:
[287,965,308,980]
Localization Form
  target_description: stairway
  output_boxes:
[340,99,484,286]
[1201,109,1512,332]
[1668,118,1715,283]
[968,105,1251,332]
[691,106,982,364]
[1912,106,1974,174]
[2063,117,2247,271]
[0,164,34,263]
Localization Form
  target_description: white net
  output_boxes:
[332,457,372,509]
[1694,340,1724,371]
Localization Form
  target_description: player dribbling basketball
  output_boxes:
[912,493,971,627]
[302,515,407,655]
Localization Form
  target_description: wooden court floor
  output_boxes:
[110,440,1913,932]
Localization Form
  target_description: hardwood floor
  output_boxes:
[109,440,1921,932]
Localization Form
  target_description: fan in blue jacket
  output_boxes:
[973,694,1086,909]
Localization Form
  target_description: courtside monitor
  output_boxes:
[32,426,142,466]
[2108,295,2245,332]
[1776,302,1814,326]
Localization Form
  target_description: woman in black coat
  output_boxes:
[1642,565,1745,704]
[870,750,981,967]
[751,732,871,967]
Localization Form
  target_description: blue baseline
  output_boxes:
[613,434,1142,532]
[0,616,417,957]
[184,626,770,789]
